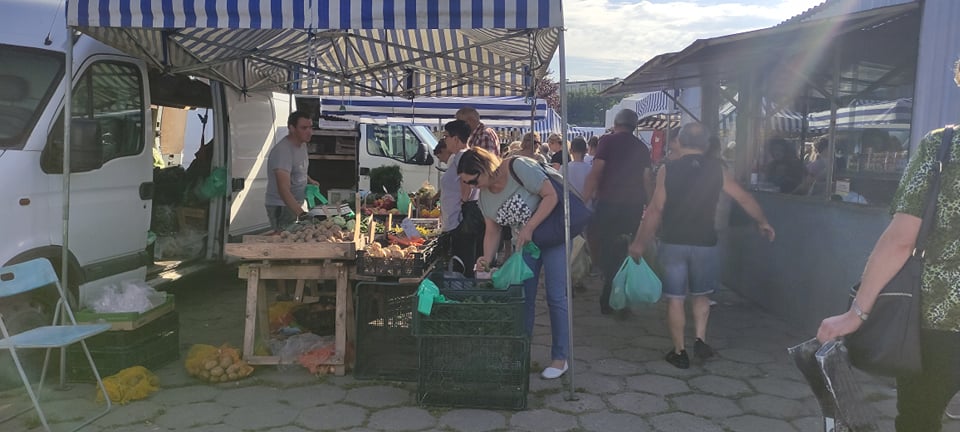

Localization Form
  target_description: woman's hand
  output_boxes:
[816,310,863,344]
[475,256,492,272]
[516,225,534,249]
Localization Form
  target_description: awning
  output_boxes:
[319,96,547,121]
[601,2,920,96]
[637,113,680,130]
[808,98,912,131]
[719,99,807,133]
[67,0,562,97]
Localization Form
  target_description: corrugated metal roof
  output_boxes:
[778,0,917,26]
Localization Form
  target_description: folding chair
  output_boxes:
[0,258,112,431]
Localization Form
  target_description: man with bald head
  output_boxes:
[583,108,653,315]
[456,106,501,157]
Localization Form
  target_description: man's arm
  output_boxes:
[274,169,305,216]
[642,167,653,204]
[628,167,666,261]
[582,159,605,203]
[722,168,775,241]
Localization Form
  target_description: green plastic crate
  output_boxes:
[67,311,180,382]
[417,335,529,410]
[353,283,418,381]
[413,275,525,337]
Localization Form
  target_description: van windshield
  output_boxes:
[0,45,64,149]
[410,125,437,150]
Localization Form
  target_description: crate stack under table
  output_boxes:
[225,236,356,376]
[350,232,440,382]
[413,273,530,410]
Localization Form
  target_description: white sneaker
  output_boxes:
[540,361,568,379]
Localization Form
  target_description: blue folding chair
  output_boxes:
[0,258,112,431]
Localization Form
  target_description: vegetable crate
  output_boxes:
[354,282,418,381]
[417,335,529,410]
[413,274,526,337]
[67,310,180,382]
[356,238,439,278]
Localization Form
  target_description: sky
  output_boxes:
[556,0,827,81]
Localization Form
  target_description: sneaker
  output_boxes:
[665,349,690,369]
[694,338,715,360]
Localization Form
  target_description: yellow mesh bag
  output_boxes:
[184,343,254,383]
[96,366,160,404]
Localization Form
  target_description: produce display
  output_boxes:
[356,233,438,277]
[184,344,254,383]
[361,194,402,216]
[266,218,354,243]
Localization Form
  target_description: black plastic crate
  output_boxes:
[413,280,525,337]
[417,336,530,410]
[354,283,418,381]
[67,311,180,382]
[356,238,439,278]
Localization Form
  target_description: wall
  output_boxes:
[910,0,960,151]
[719,192,890,335]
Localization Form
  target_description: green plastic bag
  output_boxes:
[197,167,228,199]
[492,243,540,290]
[397,189,411,214]
[609,257,662,310]
[305,184,327,209]
[416,278,450,316]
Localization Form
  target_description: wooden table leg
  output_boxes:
[334,262,348,376]
[256,276,269,356]
[243,266,259,359]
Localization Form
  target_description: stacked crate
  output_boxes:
[353,282,419,381]
[413,274,529,410]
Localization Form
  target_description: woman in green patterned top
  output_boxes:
[817,61,960,431]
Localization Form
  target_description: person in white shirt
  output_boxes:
[438,120,482,275]
[567,137,591,197]
[584,135,599,165]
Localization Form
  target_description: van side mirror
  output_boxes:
[70,118,104,171]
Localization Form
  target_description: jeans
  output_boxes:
[589,202,644,310]
[266,205,297,232]
[895,329,960,431]
[658,243,719,299]
[522,243,569,361]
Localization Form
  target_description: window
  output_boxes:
[365,124,423,163]
[0,44,64,149]
[42,61,144,173]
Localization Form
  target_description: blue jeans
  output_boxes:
[658,243,719,299]
[522,243,569,361]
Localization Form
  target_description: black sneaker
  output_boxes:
[665,349,690,369]
[694,338,715,360]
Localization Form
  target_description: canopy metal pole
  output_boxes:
[60,24,74,388]
[558,28,578,402]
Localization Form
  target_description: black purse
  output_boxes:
[845,126,954,377]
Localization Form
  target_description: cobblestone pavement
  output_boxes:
[4,265,960,432]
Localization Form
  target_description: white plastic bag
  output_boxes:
[87,281,165,313]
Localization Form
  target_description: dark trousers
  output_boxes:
[450,227,482,277]
[895,329,960,431]
[589,202,644,310]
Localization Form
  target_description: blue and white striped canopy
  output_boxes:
[319,96,547,120]
[808,98,912,131]
[67,0,562,97]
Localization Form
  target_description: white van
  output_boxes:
[0,1,286,324]
[295,98,440,200]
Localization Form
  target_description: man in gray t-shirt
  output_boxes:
[265,111,318,232]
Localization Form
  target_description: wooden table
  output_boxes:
[226,238,356,375]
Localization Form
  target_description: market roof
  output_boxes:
[67,0,563,97]
[600,1,919,96]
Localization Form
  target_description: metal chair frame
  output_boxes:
[0,258,112,431]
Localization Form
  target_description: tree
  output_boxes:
[567,89,618,127]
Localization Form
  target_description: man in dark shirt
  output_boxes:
[583,109,653,314]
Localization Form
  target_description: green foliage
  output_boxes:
[369,165,403,194]
[567,89,618,127]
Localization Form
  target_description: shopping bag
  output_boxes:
[416,278,449,316]
[569,235,591,287]
[197,166,228,199]
[609,257,662,310]
[491,242,540,290]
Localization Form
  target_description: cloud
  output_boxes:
[559,0,825,80]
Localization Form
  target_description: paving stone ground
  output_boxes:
[4,265,960,431]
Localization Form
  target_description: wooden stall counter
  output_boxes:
[225,236,357,376]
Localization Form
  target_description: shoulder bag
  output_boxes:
[845,126,954,377]
[508,157,593,248]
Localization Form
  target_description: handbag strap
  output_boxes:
[913,125,955,257]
